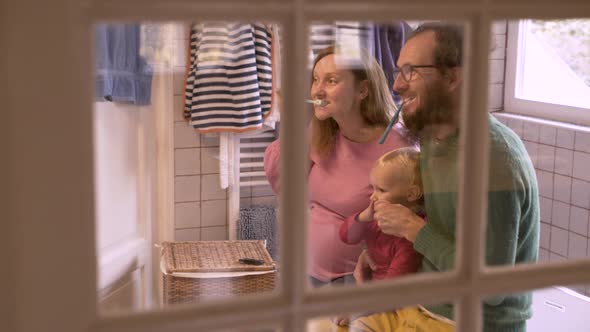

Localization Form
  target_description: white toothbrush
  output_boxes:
[306,99,328,107]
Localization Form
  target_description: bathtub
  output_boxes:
[527,286,590,331]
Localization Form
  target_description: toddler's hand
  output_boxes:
[357,200,375,222]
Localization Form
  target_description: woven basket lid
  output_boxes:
[162,240,275,273]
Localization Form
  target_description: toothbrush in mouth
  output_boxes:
[378,100,407,144]
[306,99,328,107]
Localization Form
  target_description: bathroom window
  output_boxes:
[504,19,590,125]
[6,1,590,332]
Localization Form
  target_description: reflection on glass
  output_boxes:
[485,285,590,332]
[307,304,455,332]
[490,18,590,271]
[95,21,281,313]
[302,22,463,301]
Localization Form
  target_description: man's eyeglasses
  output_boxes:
[393,64,438,83]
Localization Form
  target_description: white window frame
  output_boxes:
[504,19,590,126]
[4,1,590,332]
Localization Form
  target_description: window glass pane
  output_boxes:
[95,21,281,314]
[307,301,456,331]
[515,19,590,109]
[483,284,590,332]
[301,19,464,315]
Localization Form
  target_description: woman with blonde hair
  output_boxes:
[264,45,412,287]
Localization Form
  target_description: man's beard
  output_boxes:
[402,82,455,137]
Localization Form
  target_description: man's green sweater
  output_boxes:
[414,115,540,332]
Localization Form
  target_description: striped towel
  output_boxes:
[184,22,273,133]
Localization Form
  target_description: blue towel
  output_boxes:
[95,24,153,105]
[238,205,278,261]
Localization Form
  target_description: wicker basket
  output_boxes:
[162,240,276,305]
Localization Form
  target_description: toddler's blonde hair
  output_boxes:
[376,147,423,203]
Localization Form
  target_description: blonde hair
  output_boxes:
[376,147,424,204]
[310,46,395,158]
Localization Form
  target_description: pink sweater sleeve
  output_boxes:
[263,139,281,194]
[339,213,372,245]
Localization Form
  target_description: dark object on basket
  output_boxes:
[162,240,276,305]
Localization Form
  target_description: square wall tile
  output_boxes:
[575,130,590,153]
[549,252,566,263]
[556,128,575,149]
[540,197,552,223]
[539,248,550,263]
[537,145,555,172]
[523,122,540,142]
[201,226,228,241]
[487,84,502,111]
[573,152,590,182]
[174,122,200,148]
[175,175,200,202]
[568,232,588,259]
[201,174,227,200]
[201,147,220,174]
[539,125,557,146]
[200,133,220,147]
[553,174,571,204]
[507,118,524,137]
[201,200,227,227]
[551,201,570,229]
[240,197,252,207]
[523,141,538,168]
[175,202,201,229]
[569,206,589,236]
[540,222,551,249]
[572,179,590,209]
[550,226,568,256]
[538,170,554,199]
[175,148,200,176]
[492,21,507,34]
[554,148,574,176]
[174,228,200,241]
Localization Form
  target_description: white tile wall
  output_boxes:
[569,206,589,236]
[550,226,568,256]
[174,122,200,148]
[495,113,590,296]
[572,179,590,209]
[554,148,573,176]
[201,174,226,200]
[551,201,570,229]
[175,202,201,229]
[556,128,575,149]
[574,131,590,154]
[201,226,228,241]
[539,125,557,146]
[201,147,220,174]
[568,232,588,259]
[538,144,555,172]
[174,228,200,241]
[201,200,227,227]
[553,174,571,204]
[573,152,590,182]
[175,176,200,202]
[174,148,200,175]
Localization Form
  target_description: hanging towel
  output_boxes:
[184,22,273,133]
[95,24,153,105]
[238,205,278,261]
[372,22,413,102]
[309,22,374,64]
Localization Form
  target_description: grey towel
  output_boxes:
[238,205,278,261]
